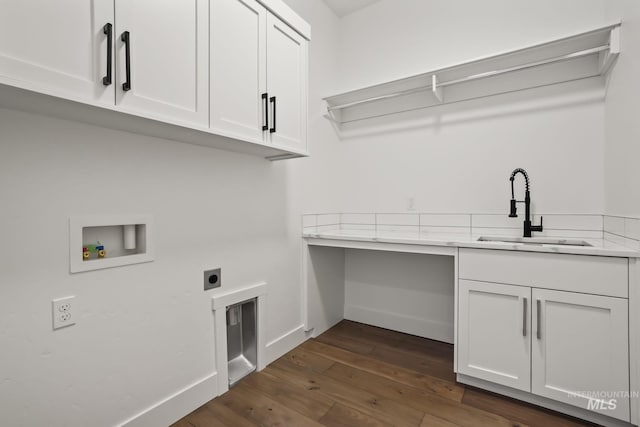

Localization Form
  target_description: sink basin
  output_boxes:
[477,236,592,247]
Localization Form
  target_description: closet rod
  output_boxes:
[327,45,609,112]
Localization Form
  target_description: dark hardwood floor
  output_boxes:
[172,320,596,427]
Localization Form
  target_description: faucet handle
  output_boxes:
[509,199,518,217]
[531,215,544,232]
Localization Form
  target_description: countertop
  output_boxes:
[303,229,640,258]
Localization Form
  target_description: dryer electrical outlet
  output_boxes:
[52,296,76,330]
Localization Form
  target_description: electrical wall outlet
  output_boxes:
[204,268,221,291]
[52,296,76,330]
[407,196,416,211]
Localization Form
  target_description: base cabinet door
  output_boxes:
[531,289,630,422]
[0,0,114,105]
[458,280,531,391]
[266,13,307,151]
[114,0,209,126]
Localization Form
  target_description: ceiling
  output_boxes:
[323,0,381,17]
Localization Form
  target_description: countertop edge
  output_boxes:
[302,232,640,258]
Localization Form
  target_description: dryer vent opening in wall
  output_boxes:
[227,298,257,387]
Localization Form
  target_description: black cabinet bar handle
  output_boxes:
[102,23,113,86]
[522,297,527,337]
[269,96,276,133]
[121,31,131,91]
[262,93,269,131]
[536,299,542,340]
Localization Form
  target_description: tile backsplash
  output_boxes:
[604,215,640,250]
[302,212,619,240]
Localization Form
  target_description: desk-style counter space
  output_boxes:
[303,229,640,258]
[302,214,640,427]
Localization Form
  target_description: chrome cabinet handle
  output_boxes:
[536,299,542,340]
[523,297,527,337]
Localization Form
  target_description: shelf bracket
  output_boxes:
[325,105,342,124]
[599,26,620,76]
[432,74,444,103]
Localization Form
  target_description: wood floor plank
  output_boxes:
[333,321,454,360]
[301,340,464,402]
[267,358,425,426]
[170,405,228,427]
[203,400,259,427]
[315,328,376,355]
[172,320,601,427]
[461,387,595,427]
[322,361,525,427]
[282,346,336,373]
[215,383,323,427]
[318,403,394,427]
[325,321,455,381]
[169,419,197,427]
[419,413,462,427]
[368,343,455,382]
[330,321,404,346]
[240,369,334,420]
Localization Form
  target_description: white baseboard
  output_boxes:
[345,304,454,344]
[265,324,307,364]
[119,373,218,427]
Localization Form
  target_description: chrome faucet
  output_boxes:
[509,168,543,238]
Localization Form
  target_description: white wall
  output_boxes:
[604,1,640,216]
[337,0,608,92]
[0,109,296,427]
[0,1,343,425]
[344,250,454,343]
[282,0,344,214]
[309,0,609,215]
[0,0,626,425]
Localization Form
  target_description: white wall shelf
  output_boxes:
[323,23,621,125]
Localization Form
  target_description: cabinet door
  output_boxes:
[0,0,114,105]
[458,280,531,391]
[115,0,209,127]
[210,0,267,142]
[266,13,307,151]
[532,289,629,422]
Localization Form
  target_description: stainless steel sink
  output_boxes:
[477,236,592,247]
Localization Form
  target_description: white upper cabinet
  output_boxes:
[265,13,307,151]
[210,0,267,142]
[114,0,209,127]
[0,0,114,105]
[210,1,308,152]
[0,0,309,159]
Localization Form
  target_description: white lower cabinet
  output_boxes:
[531,289,629,421]
[458,280,531,391]
[458,249,631,423]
